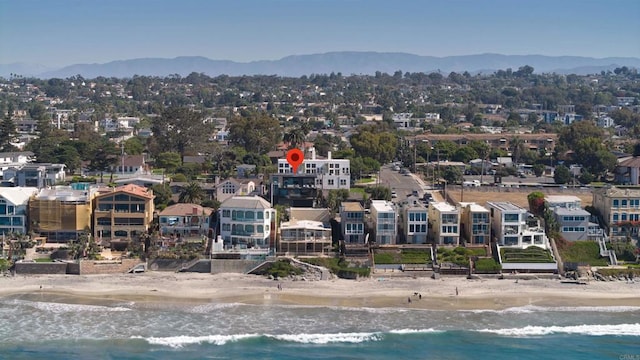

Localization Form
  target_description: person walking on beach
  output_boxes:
[407,297,412,304]
[455,287,459,296]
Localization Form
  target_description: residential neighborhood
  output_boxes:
[0,67,638,280]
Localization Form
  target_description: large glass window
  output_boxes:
[504,213,519,222]
[115,194,129,202]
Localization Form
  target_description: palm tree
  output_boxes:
[283,128,306,149]
[179,181,204,204]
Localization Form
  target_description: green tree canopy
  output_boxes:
[228,111,281,154]
[554,164,571,184]
[151,106,213,157]
[349,125,397,164]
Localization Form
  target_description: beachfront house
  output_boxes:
[28,184,97,243]
[158,203,213,239]
[487,201,548,248]
[340,202,366,244]
[93,184,155,242]
[402,200,428,244]
[459,202,490,245]
[545,195,593,241]
[593,186,640,241]
[428,202,460,245]
[279,219,332,255]
[0,187,39,235]
[370,200,397,245]
[218,195,277,250]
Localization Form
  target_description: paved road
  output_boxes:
[378,164,429,202]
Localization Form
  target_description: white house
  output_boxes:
[487,201,548,249]
[370,200,397,245]
[428,202,460,245]
[0,187,39,235]
[277,148,350,190]
[218,196,276,250]
[402,201,428,244]
[158,203,213,238]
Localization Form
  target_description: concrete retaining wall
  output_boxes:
[15,262,68,275]
[148,259,194,271]
[79,259,140,274]
[211,259,262,274]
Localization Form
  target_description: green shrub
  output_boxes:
[264,260,303,278]
[475,258,502,273]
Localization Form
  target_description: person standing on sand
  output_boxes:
[455,287,459,296]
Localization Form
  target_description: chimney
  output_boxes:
[310,147,316,160]
[327,151,332,160]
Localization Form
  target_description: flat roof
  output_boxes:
[371,200,395,212]
[486,201,525,212]
[341,202,364,212]
[430,202,457,212]
[554,207,590,216]
[545,195,582,204]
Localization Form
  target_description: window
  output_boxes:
[613,213,619,222]
[222,224,230,231]
[504,213,519,222]
[409,224,415,232]
[257,225,264,233]
[613,199,619,208]
[621,213,627,221]
[622,200,628,208]
[340,179,347,186]
[222,210,230,217]
[328,179,334,186]
[409,213,415,221]
[421,213,427,222]
[256,211,263,220]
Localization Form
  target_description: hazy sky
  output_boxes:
[1,0,639,67]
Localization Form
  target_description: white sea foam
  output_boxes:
[477,323,640,337]
[389,328,444,334]
[9,299,131,313]
[187,302,247,313]
[268,332,382,344]
[465,305,640,314]
[140,334,259,348]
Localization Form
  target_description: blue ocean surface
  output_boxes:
[0,294,638,359]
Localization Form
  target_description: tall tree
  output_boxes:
[227,111,281,154]
[0,102,18,152]
[179,181,204,204]
[87,138,118,183]
[151,106,212,157]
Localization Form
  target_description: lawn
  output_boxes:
[374,249,431,264]
[305,257,370,278]
[559,241,609,266]
[436,247,484,267]
[500,247,556,263]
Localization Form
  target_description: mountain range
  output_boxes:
[2,52,639,79]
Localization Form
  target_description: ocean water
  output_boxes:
[0,294,639,360]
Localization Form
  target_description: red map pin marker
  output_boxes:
[286,148,304,174]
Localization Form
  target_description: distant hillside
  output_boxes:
[3,52,640,79]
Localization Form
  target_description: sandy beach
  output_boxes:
[1,272,638,310]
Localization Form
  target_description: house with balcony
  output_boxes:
[459,202,490,245]
[428,202,460,245]
[270,173,318,207]
[93,184,155,243]
[0,187,38,235]
[545,195,596,241]
[2,163,66,188]
[276,148,350,190]
[593,186,640,241]
[279,219,331,255]
[340,202,366,245]
[487,201,548,248]
[158,203,213,239]
[370,200,397,245]
[614,156,640,185]
[401,201,428,244]
[218,195,277,250]
[29,185,98,242]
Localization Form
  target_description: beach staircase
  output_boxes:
[597,234,618,266]
[177,258,204,272]
[127,263,147,273]
[246,260,275,275]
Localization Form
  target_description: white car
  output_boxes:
[391,191,398,198]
